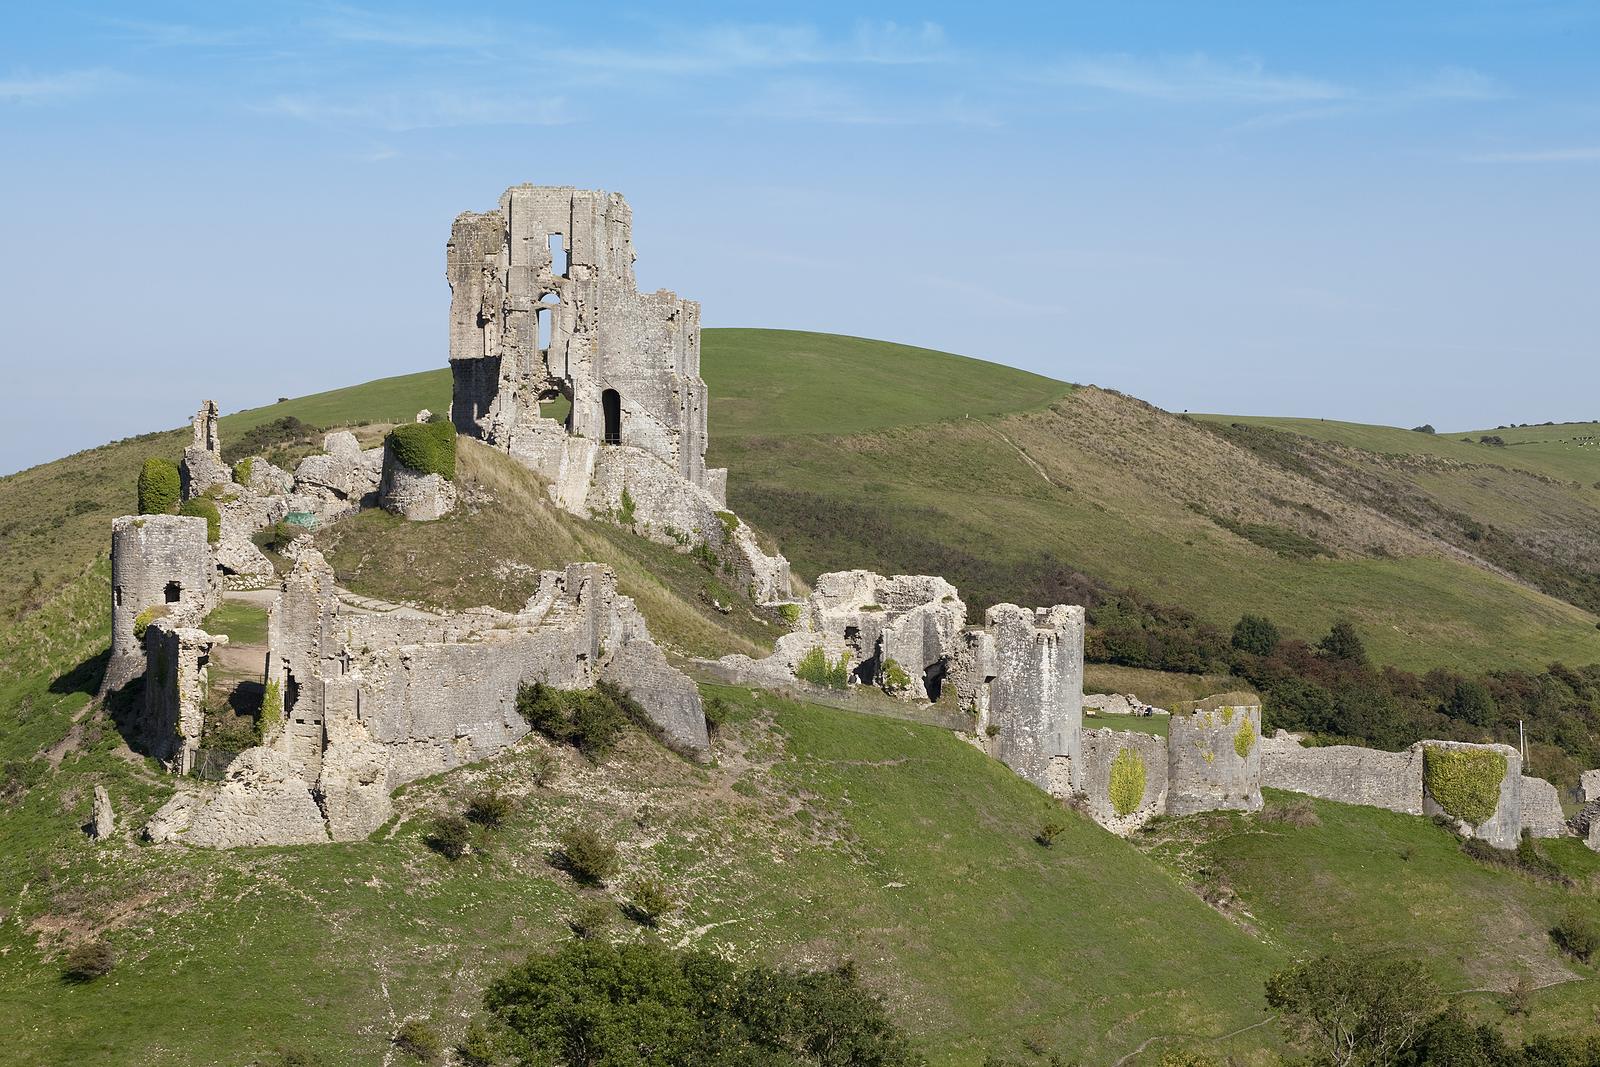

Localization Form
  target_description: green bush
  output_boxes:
[794,645,850,689]
[1423,745,1507,827]
[1034,821,1065,847]
[386,420,457,480]
[393,1019,443,1063]
[777,602,802,626]
[703,695,731,735]
[62,939,116,982]
[1265,952,1440,1067]
[458,1021,496,1067]
[1230,614,1281,656]
[137,457,181,514]
[1551,906,1599,962]
[554,825,618,885]
[516,682,630,760]
[1109,747,1147,816]
[882,658,912,690]
[178,496,221,544]
[625,876,675,927]
[132,605,165,640]
[425,815,472,861]
[568,898,615,940]
[232,457,254,485]
[1233,714,1256,760]
[618,487,636,526]
[466,791,513,830]
[481,941,919,1067]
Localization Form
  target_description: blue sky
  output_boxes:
[2,1,1597,474]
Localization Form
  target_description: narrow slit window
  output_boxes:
[548,233,568,276]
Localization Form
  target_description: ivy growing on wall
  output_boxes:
[1233,713,1256,760]
[386,420,457,480]
[1109,746,1147,817]
[1423,745,1507,827]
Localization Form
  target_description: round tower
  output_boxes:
[104,514,218,694]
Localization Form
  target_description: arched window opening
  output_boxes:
[602,389,622,445]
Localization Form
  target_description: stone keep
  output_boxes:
[1166,703,1263,816]
[448,185,711,489]
[105,514,219,692]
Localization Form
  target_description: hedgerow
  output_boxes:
[1423,745,1506,826]
[137,457,181,514]
[386,420,457,480]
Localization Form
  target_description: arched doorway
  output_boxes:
[602,389,621,445]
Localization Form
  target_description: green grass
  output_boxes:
[218,367,451,439]
[199,600,269,647]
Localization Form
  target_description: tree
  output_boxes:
[1318,621,1368,666]
[1266,953,1440,1067]
[1445,679,1497,728]
[1231,614,1282,657]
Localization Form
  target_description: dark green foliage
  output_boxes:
[425,815,471,860]
[222,415,317,464]
[386,420,457,480]
[1266,952,1440,1067]
[458,1021,496,1067]
[1411,424,1436,434]
[481,940,921,1067]
[553,825,618,885]
[703,694,731,734]
[625,875,675,927]
[1478,435,1506,447]
[465,791,513,829]
[62,939,116,982]
[515,681,631,761]
[1318,621,1369,665]
[1552,906,1599,962]
[137,457,181,514]
[1086,593,1230,675]
[393,1020,443,1063]
[1209,513,1332,559]
[178,496,220,544]
[1230,614,1281,656]
[255,519,307,553]
[568,898,615,940]
[1035,822,1065,848]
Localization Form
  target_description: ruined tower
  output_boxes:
[447,185,711,488]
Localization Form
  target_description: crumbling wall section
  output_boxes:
[140,620,227,775]
[968,604,1084,793]
[1166,703,1263,815]
[180,400,231,499]
[1077,728,1168,834]
[1259,734,1424,814]
[1520,775,1568,839]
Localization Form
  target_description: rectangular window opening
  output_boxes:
[548,233,568,276]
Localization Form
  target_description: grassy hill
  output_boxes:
[3,329,1600,1064]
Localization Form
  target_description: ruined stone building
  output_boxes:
[446,185,789,602]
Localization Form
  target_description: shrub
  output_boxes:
[1230,614,1281,656]
[133,605,164,640]
[386,420,457,480]
[178,496,220,544]
[1411,424,1436,434]
[223,415,315,464]
[458,1020,496,1067]
[1551,907,1599,962]
[569,898,615,940]
[480,941,919,1067]
[1423,745,1506,827]
[257,680,283,742]
[554,825,618,885]
[393,1020,443,1063]
[528,747,560,787]
[516,682,629,760]
[625,876,675,927]
[137,457,181,514]
[425,814,472,860]
[1108,747,1147,816]
[1318,621,1368,665]
[985,723,1000,738]
[1035,821,1066,847]
[617,487,636,526]
[256,519,307,553]
[777,602,802,626]
[882,658,912,691]
[466,791,513,829]
[232,457,254,486]
[703,695,731,735]
[794,645,850,689]
[62,939,116,982]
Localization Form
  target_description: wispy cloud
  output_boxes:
[0,68,120,103]
[260,90,569,131]
[303,5,500,50]
[550,20,951,77]
[1467,146,1600,162]
[725,77,993,126]
[1042,53,1350,104]
[103,19,261,48]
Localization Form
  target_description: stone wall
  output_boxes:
[963,604,1085,794]
[1259,733,1424,814]
[1166,704,1263,816]
[180,400,231,499]
[105,514,219,693]
[1520,775,1567,839]
[138,620,227,775]
[1077,728,1168,834]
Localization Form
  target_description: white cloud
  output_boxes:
[0,69,119,103]
[726,77,994,126]
[261,90,569,131]
[1042,53,1350,104]
[303,6,499,49]
[1467,146,1600,162]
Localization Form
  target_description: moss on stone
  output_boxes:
[1109,746,1147,816]
[777,603,801,627]
[1423,745,1507,827]
[386,420,457,480]
[133,605,164,640]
